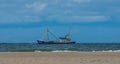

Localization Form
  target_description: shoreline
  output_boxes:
[0,52,120,64]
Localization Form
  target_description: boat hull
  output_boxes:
[37,40,76,44]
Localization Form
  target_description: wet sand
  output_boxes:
[0,52,120,64]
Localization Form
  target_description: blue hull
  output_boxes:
[37,40,76,44]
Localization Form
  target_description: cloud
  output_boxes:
[72,0,92,3]
[47,15,109,22]
[78,16,109,22]
[0,0,119,24]
[26,2,47,12]
[0,15,42,24]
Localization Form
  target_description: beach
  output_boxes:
[0,52,120,64]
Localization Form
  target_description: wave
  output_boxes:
[34,50,79,52]
[91,50,120,52]
[34,50,120,52]
[100,50,120,52]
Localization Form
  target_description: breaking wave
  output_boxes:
[34,50,120,52]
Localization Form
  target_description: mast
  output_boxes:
[45,28,49,41]
[68,31,70,38]
[66,28,71,39]
[66,31,70,39]
[65,30,71,42]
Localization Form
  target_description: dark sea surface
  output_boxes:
[0,43,120,52]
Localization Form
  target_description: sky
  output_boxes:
[0,0,120,43]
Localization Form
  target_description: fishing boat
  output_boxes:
[37,28,76,44]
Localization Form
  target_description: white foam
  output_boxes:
[34,50,42,52]
[34,50,78,52]
[34,50,120,52]
[52,50,78,52]
[112,50,120,52]
[91,50,120,52]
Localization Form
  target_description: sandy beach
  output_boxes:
[0,52,120,64]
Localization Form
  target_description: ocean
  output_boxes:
[0,43,120,52]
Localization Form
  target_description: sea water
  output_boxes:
[0,43,120,52]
